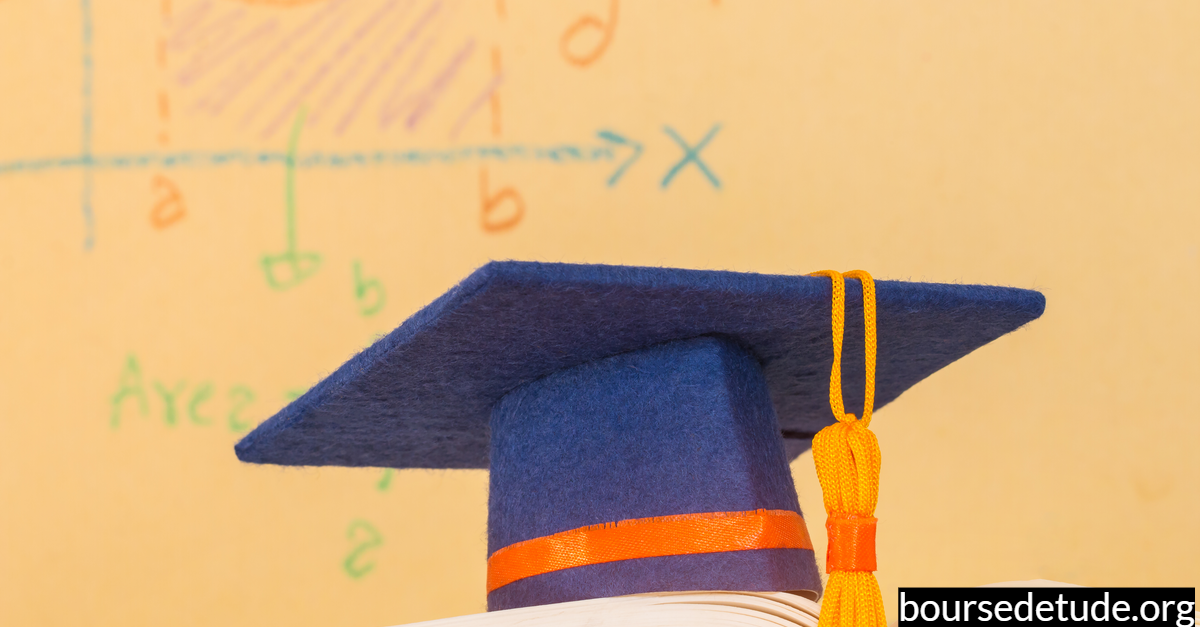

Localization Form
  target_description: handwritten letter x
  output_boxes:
[661,124,722,189]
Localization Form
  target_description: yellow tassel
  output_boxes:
[809,270,886,627]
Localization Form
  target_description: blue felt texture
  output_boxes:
[235,261,1046,468]
[486,336,819,610]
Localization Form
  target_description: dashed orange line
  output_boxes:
[490,46,502,137]
[157,0,171,146]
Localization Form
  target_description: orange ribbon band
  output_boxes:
[825,516,877,573]
[486,508,814,593]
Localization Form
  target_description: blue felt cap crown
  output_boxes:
[484,334,824,609]
[235,261,1045,469]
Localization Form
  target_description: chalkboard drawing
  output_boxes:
[479,167,524,233]
[261,109,323,290]
[353,261,387,316]
[381,38,477,133]
[490,46,502,137]
[450,42,502,140]
[661,124,722,189]
[227,385,257,433]
[153,380,188,426]
[188,382,215,426]
[108,356,263,433]
[596,129,643,187]
[560,0,618,67]
[284,388,306,402]
[343,519,384,579]
[377,468,394,491]
[110,355,150,429]
[170,0,479,139]
[150,175,187,229]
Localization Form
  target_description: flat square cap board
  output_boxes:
[234,261,1044,611]
[234,260,1046,469]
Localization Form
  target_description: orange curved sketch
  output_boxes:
[560,0,618,67]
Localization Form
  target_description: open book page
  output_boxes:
[979,580,1084,588]
[393,591,821,627]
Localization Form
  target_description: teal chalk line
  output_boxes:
[0,144,615,176]
[80,0,95,250]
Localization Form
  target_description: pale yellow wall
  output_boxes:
[1,1,1197,626]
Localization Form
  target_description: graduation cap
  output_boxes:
[235,261,1044,619]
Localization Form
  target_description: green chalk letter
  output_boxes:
[188,382,214,426]
[343,519,383,579]
[353,260,386,317]
[110,354,149,429]
[153,380,187,427]
[228,385,256,432]
[284,388,306,402]
[377,469,394,491]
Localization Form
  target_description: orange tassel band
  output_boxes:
[826,516,878,572]
[486,508,814,593]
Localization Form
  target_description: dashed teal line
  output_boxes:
[80,0,95,250]
[0,144,615,176]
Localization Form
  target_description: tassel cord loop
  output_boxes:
[808,270,885,627]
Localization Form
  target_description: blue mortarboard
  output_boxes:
[235,261,1044,612]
